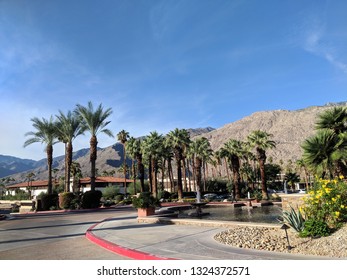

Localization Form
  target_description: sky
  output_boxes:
[0,0,346,161]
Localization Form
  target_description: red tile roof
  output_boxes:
[7,177,134,189]
[79,176,134,184]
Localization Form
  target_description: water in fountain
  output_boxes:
[178,205,282,224]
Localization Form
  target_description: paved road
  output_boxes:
[0,207,135,260]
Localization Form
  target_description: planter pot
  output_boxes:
[137,207,156,217]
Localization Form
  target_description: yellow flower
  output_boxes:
[339,175,344,180]
[325,188,332,194]
[341,205,346,209]
[332,197,336,202]
[335,211,340,218]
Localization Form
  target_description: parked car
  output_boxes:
[203,193,218,200]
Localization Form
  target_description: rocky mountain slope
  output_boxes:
[2,102,346,184]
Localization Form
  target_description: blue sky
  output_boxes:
[1,0,346,160]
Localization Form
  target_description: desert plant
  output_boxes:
[282,206,305,232]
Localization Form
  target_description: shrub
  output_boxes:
[81,190,102,209]
[102,186,120,200]
[300,219,331,238]
[40,193,59,211]
[59,192,75,209]
[158,191,171,201]
[132,192,161,209]
[114,194,124,204]
[301,177,347,230]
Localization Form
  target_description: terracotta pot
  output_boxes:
[137,207,155,217]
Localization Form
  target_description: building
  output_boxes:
[6,176,134,198]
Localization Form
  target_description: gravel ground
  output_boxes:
[214,223,347,258]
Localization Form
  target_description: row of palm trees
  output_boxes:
[24,101,113,194]
[123,129,276,200]
[23,100,278,200]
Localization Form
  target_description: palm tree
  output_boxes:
[247,130,276,200]
[301,129,347,178]
[220,139,244,200]
[128,138,145,192]
[166,128,191,200]
[26,172,35,198]
[189,137,212,202]
[117,129,130,196]
[316,106,347,134]
[296,158,310,190]
[75,101,113,191]
[56,110,84,192]
[24,116,58,194]
[70,161,83,193]
[142,131,164,197]
[284,172,300,192]
[315,106,347,176]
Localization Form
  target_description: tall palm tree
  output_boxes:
[166,128,191,200]
[117,129,130,196]
[142,131,164,197]
[24,116,58,194]
[247,130,276,200]
[56,110,84,192]
[189,137,212,202]
[221,139,244,200]
[75,101,113,191]
[296,158,310,190]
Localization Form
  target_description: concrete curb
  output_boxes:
[85,218,178,260]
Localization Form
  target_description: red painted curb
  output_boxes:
[85,220,178,260]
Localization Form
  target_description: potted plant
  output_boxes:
[132,192,161,217]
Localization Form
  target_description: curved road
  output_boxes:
[0,207,135,260]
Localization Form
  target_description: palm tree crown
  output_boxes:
[75,101,113,191]
[56,110,84,192]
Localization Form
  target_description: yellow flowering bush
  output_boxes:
[302,177,347,230]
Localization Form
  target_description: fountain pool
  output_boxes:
[177,205,282,224]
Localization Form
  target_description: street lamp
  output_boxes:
[281,224,292,250]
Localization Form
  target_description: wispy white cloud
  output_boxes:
[299,15,347,75]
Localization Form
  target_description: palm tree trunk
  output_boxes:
[259,157,268,199]
[168,159,174,193]
[137,154,145,193]
[195,158,202,202]
[176,156,183,200]
[182,157,187,192]
[47,145,53,195]
[123,143,127,196]
[90,135,98,192]
[66,142,73,192]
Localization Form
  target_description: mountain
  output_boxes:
[198,102,347,164]
[0,155,39,178]
[2,101,346,183]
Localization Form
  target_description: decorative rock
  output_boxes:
[214,224,347,258]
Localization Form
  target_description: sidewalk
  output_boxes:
[85,212,332,260]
